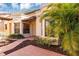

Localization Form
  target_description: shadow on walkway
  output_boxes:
[4,40,32,55]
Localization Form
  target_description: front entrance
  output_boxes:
[22,19,36,37]
[23,23,30,34]
[14,23,20,34]
[13,16,36,37]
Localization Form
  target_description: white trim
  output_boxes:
[20,21,23,34]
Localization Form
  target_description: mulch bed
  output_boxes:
[31,40,67,55]
[2,39,67,55]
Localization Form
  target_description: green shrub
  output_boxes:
[35,37,51,47]
[8,34,25,39]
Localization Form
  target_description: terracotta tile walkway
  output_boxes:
[7,45,64,56]
[0,37,34,53]
[0,39,26,54]
[0,38,64,56]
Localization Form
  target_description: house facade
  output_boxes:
[0,6,60,45]
[0,6,47,38]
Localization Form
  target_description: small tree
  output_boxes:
[41,3,79,55]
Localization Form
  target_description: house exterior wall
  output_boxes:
[0,17,45,37]
[30,20,36,36]
[21,19,36,37]
[12,15,22,34]
[4,20,13,36]
[0,19,36,37]
[2,19,20,36]
[35,6,47,37]
[0,6,47,37]
[36,15,42,37]
[0,20,4,33]
[36,16,45,37]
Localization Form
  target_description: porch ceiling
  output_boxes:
[22,16,36,22]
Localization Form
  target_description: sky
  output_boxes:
[0,3,42,13]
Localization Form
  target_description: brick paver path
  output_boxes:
[7,45,64,56]
[0,37,33,54]
[0,39,26,54]
[0,37,64,56]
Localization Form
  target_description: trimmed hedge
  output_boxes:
[34,37,51,47]
[8,34,25,39]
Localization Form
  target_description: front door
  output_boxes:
[9,23,12,34]
[14,23,20,34]
[23,23,30,34]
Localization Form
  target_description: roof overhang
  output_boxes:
[22,16,36,22]
[0,17,12,20]
[0,14,12,21]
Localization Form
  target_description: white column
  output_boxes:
[36,16,41,37]
[20,21,23,34]
[42,20,45,37]
[30,23,32,35]
[12,22,14,34]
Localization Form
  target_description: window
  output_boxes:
[45,20,54,37]
[23,23,30,34]
[5,24,7,30]
[45,20,49,36]
[14,23,20,34]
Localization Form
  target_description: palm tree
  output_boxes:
[41,3,79,55]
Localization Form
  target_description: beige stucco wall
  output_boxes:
[30,20,36,36]
[36,16,45,37]
[4,20,13,35]
[0,20,4,33]
[0,6,47,37]
[35,6,47,37]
